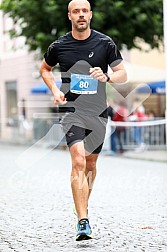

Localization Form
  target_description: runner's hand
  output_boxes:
[53,90,67,105]
[89,67,107,82]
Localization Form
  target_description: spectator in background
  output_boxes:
[129,99,147,152]
[146,110,156,146]
[112,101,129,154]
[147,110,156,120]
[107,101,117,154]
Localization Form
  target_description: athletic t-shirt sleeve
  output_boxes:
[107,39,123,67]
[44,41,59,67]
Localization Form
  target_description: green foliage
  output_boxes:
[92,0,163,50]
[0,0,163,53]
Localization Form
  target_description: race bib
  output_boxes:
[70,74,98,94]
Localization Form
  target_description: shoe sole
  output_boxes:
[76,233,93,241]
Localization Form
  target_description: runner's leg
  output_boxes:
[70,141,89,220]
[85,153,99,199]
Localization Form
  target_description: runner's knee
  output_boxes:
[86,160,96,171]
[72,155,86,172]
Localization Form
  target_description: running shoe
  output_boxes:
[73,205,89,231]
[76,218,93,241]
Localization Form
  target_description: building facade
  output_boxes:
[0,12,51,142]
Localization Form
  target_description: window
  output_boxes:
[6,81,18,126]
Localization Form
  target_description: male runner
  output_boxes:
[40,0,127,241]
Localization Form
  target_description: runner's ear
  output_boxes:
[68,13,71,20]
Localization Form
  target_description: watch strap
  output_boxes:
[104,73,110,82]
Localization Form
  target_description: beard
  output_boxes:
[73,20,90,32]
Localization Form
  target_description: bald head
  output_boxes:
[68,0,91,12]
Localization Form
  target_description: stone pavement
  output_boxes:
[0,144,167,252]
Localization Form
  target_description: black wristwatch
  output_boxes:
[104,73,110,82]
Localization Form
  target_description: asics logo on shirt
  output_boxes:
[89,52,94,58]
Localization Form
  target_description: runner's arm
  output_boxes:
[108,62,127,84]
[89,62,127,84]
[40,59,67,105]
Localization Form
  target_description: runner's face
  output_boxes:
[68,2,92,32]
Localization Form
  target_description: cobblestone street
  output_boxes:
[0,144,167,252]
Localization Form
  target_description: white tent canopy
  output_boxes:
[125,63,165,83]
[109,62,165,83]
